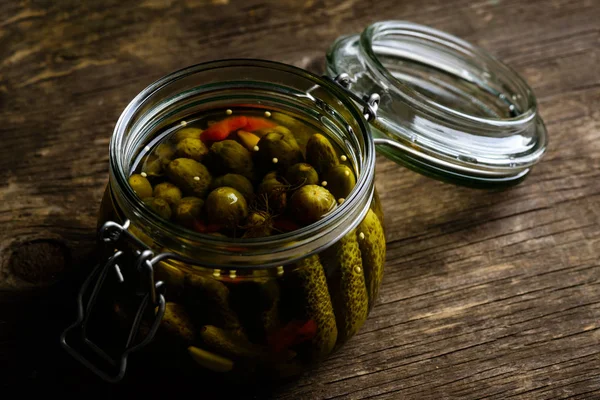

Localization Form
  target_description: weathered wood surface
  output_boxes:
[1,0,599,398]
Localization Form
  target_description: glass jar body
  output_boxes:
[98,182,385,381]
[93,59,386,381]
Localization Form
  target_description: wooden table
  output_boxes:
[1,0,599,398]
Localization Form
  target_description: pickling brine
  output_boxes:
[97,107,385,381]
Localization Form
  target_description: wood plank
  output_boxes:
[0,0,599,398]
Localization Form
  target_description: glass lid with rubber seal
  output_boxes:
[326,20,548,188]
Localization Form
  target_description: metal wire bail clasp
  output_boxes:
[60,220,166,383]
[331,73,380,121]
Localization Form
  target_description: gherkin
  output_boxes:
[306,133,339,174]
[158,302,195,344]
[184,273,241,330]
[129,174,153,199]
[199,325,266,359]
[324,164,356,199]
[143,197,172,220]
[212,173,254,200]
[166,158,212,198]
[289,255,338,360]
[323,230,369,344]
[255,130,303,172]
[357,209,386,308]
[210,140,255,180]
[175,137,208,161]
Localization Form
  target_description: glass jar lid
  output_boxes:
[326,21,547,188]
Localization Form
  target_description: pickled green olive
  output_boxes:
[289,185,336,225]
[129,174,153,199]
[205,187,248,229]
[153,182,183,205]
[166,158,212,198]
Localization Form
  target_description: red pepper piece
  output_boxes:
[273,218,300,233]
[201,116,248,142]
[244,116,277,132]
[192,220,222,233]
[267,319,317,353]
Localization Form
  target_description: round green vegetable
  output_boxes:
[173,196,204,227]
[289,184,336,225]
[324,164,356,199]
[153,182,183,205]
[257,172,287,214]
[255,130,303,171]
[175,137,209,161]
[212,174,254,200]
[210,140,254,180]
[143,197,172,220]
[171,127,202,144]
[285,163,319,188]
[242,211,273,238]
[129,174,153,199]
[166,158,212,198]
[205,187,248,228]
[306,133,339,174]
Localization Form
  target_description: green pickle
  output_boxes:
[323,231,369,344]
[114,108,386,381]
[358,209,386,307]
[288,256,338,361]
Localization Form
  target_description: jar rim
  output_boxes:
[109,59,376,268]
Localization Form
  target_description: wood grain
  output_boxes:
[1,0,599,398]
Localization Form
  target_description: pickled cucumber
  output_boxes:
[129,174,153,199]
[153,182,182,205]
[323,231,369,343]
[175,137,209,161]
[306,133,338,174]
[185,273,241,330]
[289,255,338,360]
[143,197,172,220]
[212,174,254,200]
[357,209,386,307]
[210,140,255,180]
[324,164,356,199]
[159,302,195,344]
[172,196,204,227]
[166,158,212,198]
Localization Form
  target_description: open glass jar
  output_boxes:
[61,21,547,383]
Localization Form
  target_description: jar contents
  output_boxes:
[106,108,386,381]
[128,109,358,237]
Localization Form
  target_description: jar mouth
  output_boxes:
[359,21,537,125]
[110,59,375,268]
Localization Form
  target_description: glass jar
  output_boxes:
[61,21,547,383]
